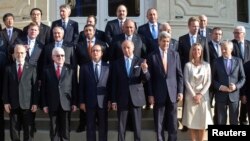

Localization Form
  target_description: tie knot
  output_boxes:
[18,63,22,67]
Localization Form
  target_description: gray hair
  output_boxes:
[234,25,246,33]
[52,47,65,56]
[158,31,171,41]
[220,40,233,50]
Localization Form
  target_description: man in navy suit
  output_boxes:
[138,8,161,56]
[23,8,51,46]
[41,47,77,141]
[0,13,23,63]
[178,16,210,70]
[105,4,127,46]
[147,31,183,141]
[111,40,150,141]
[110,19,146,61]
[231,26,250,125]
[51,4,79,45]
[78,15,106,43]
[3,44,38,141]
[212,40,245,125]
[208,27,223,124]
[79,44,111,141]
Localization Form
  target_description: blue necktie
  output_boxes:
[62,21,67,30]
[126,58,131,76]
[8,29,12,41]
[151,25,157,39]
[226,59,231,75]
[239,42,244,58]
[191,36,195,46]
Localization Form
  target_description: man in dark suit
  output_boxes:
[212,40,245,125]
[178,16,210,70]
[41,47,77,141]
[105,4,127,46]
[147,31,183,141]
[110,19,146,61]
[0,51,7,141]
[198,14,212,41]
[51,4,79,45]
[23,8,51,46]
[138,8,161,56]
[44,26,76,69]
[0,13,23,63]
[76,24,108,66]
[76,24,108,132]
[208,27,223,124]
[111,40,150,141]
[78,15,106,43]
[231,25,250,125]
[79,44,111,141]
[2,44,38,141]
[159,22,178,51]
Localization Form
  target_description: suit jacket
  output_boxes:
[23,23,51,46]
[178,33,210,69]
[169,38,179,51]
[198,27,212,41]
[76,39,108,65]
[41,64,77,111]
[0,27,23,61]
[111,56,150,109]
[138,22,161,55]
[2,62,38,109]
[105,19,123,45]
[110,33,146,61]
[16,37,44,80]
[0,52,7,104]
[78,29,106,43]
[51,19,79,45]
[232,39,250,64]
[208,41,220,67]
[147,49,184,106]
[44,41,77,69]
[79,61,110,109]
[212,57,245,102]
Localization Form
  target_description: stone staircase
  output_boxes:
[3,107,208,141]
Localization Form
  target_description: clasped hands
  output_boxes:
[220,83,236,93]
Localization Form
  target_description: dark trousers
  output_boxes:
[118,107,142,141]
[86,107,108,141]
[239,102,248,124]
[9,108,34,141]
[49,107,71,141]
[0,103,4,141]
[154,101,178,141]
[78,110,86,129]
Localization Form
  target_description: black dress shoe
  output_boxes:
[76,126,86,132]
[181,126,188,132]
[240,121,248,125]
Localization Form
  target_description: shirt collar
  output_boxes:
[189,33,197,38]
[16,61,24,66]
[61,19,69,23]
[87,37,96,43]
[124,55,134,60]
[159,47,167,55]
[148,22,157,27]
[93,60,102,66]
[54,63,63,69]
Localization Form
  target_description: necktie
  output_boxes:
[88,41,93,56]
[191,36,195,46]
[126,58,131,76]
[162,51,167,73]
[226,59,231,75]
[94,64,99,82]
[216,43,221,57]
[120,21,123,32]
[56,66,61,79]
[17,64,23,81]
[151,24,157,39]
[8,29,12,41]
[62,21,66,30]
[239,42,244,58]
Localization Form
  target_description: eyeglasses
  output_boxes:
[55,54,65,57]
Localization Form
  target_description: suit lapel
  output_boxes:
[219,57,228,75]
[230,57,237,75]
[3,29,9,41]
[88,62,97,83]
[129,57,139,77]
[98,63,107,83]
[155,50,166,75]
[121,59,128,77]
[60,65,67,81]
[11,63,18,82]
[12,29,18,43]
[20,62,29,81]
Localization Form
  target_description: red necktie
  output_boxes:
[17,64,23,80]
[56,66,61,79]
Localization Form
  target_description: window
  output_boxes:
[237,0,249,22]
[69,0,97,17]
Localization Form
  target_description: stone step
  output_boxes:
[3,129,208,141]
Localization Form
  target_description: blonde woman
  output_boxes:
[182,43,213,141]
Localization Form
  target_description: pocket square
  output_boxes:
[134,65,140,68]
